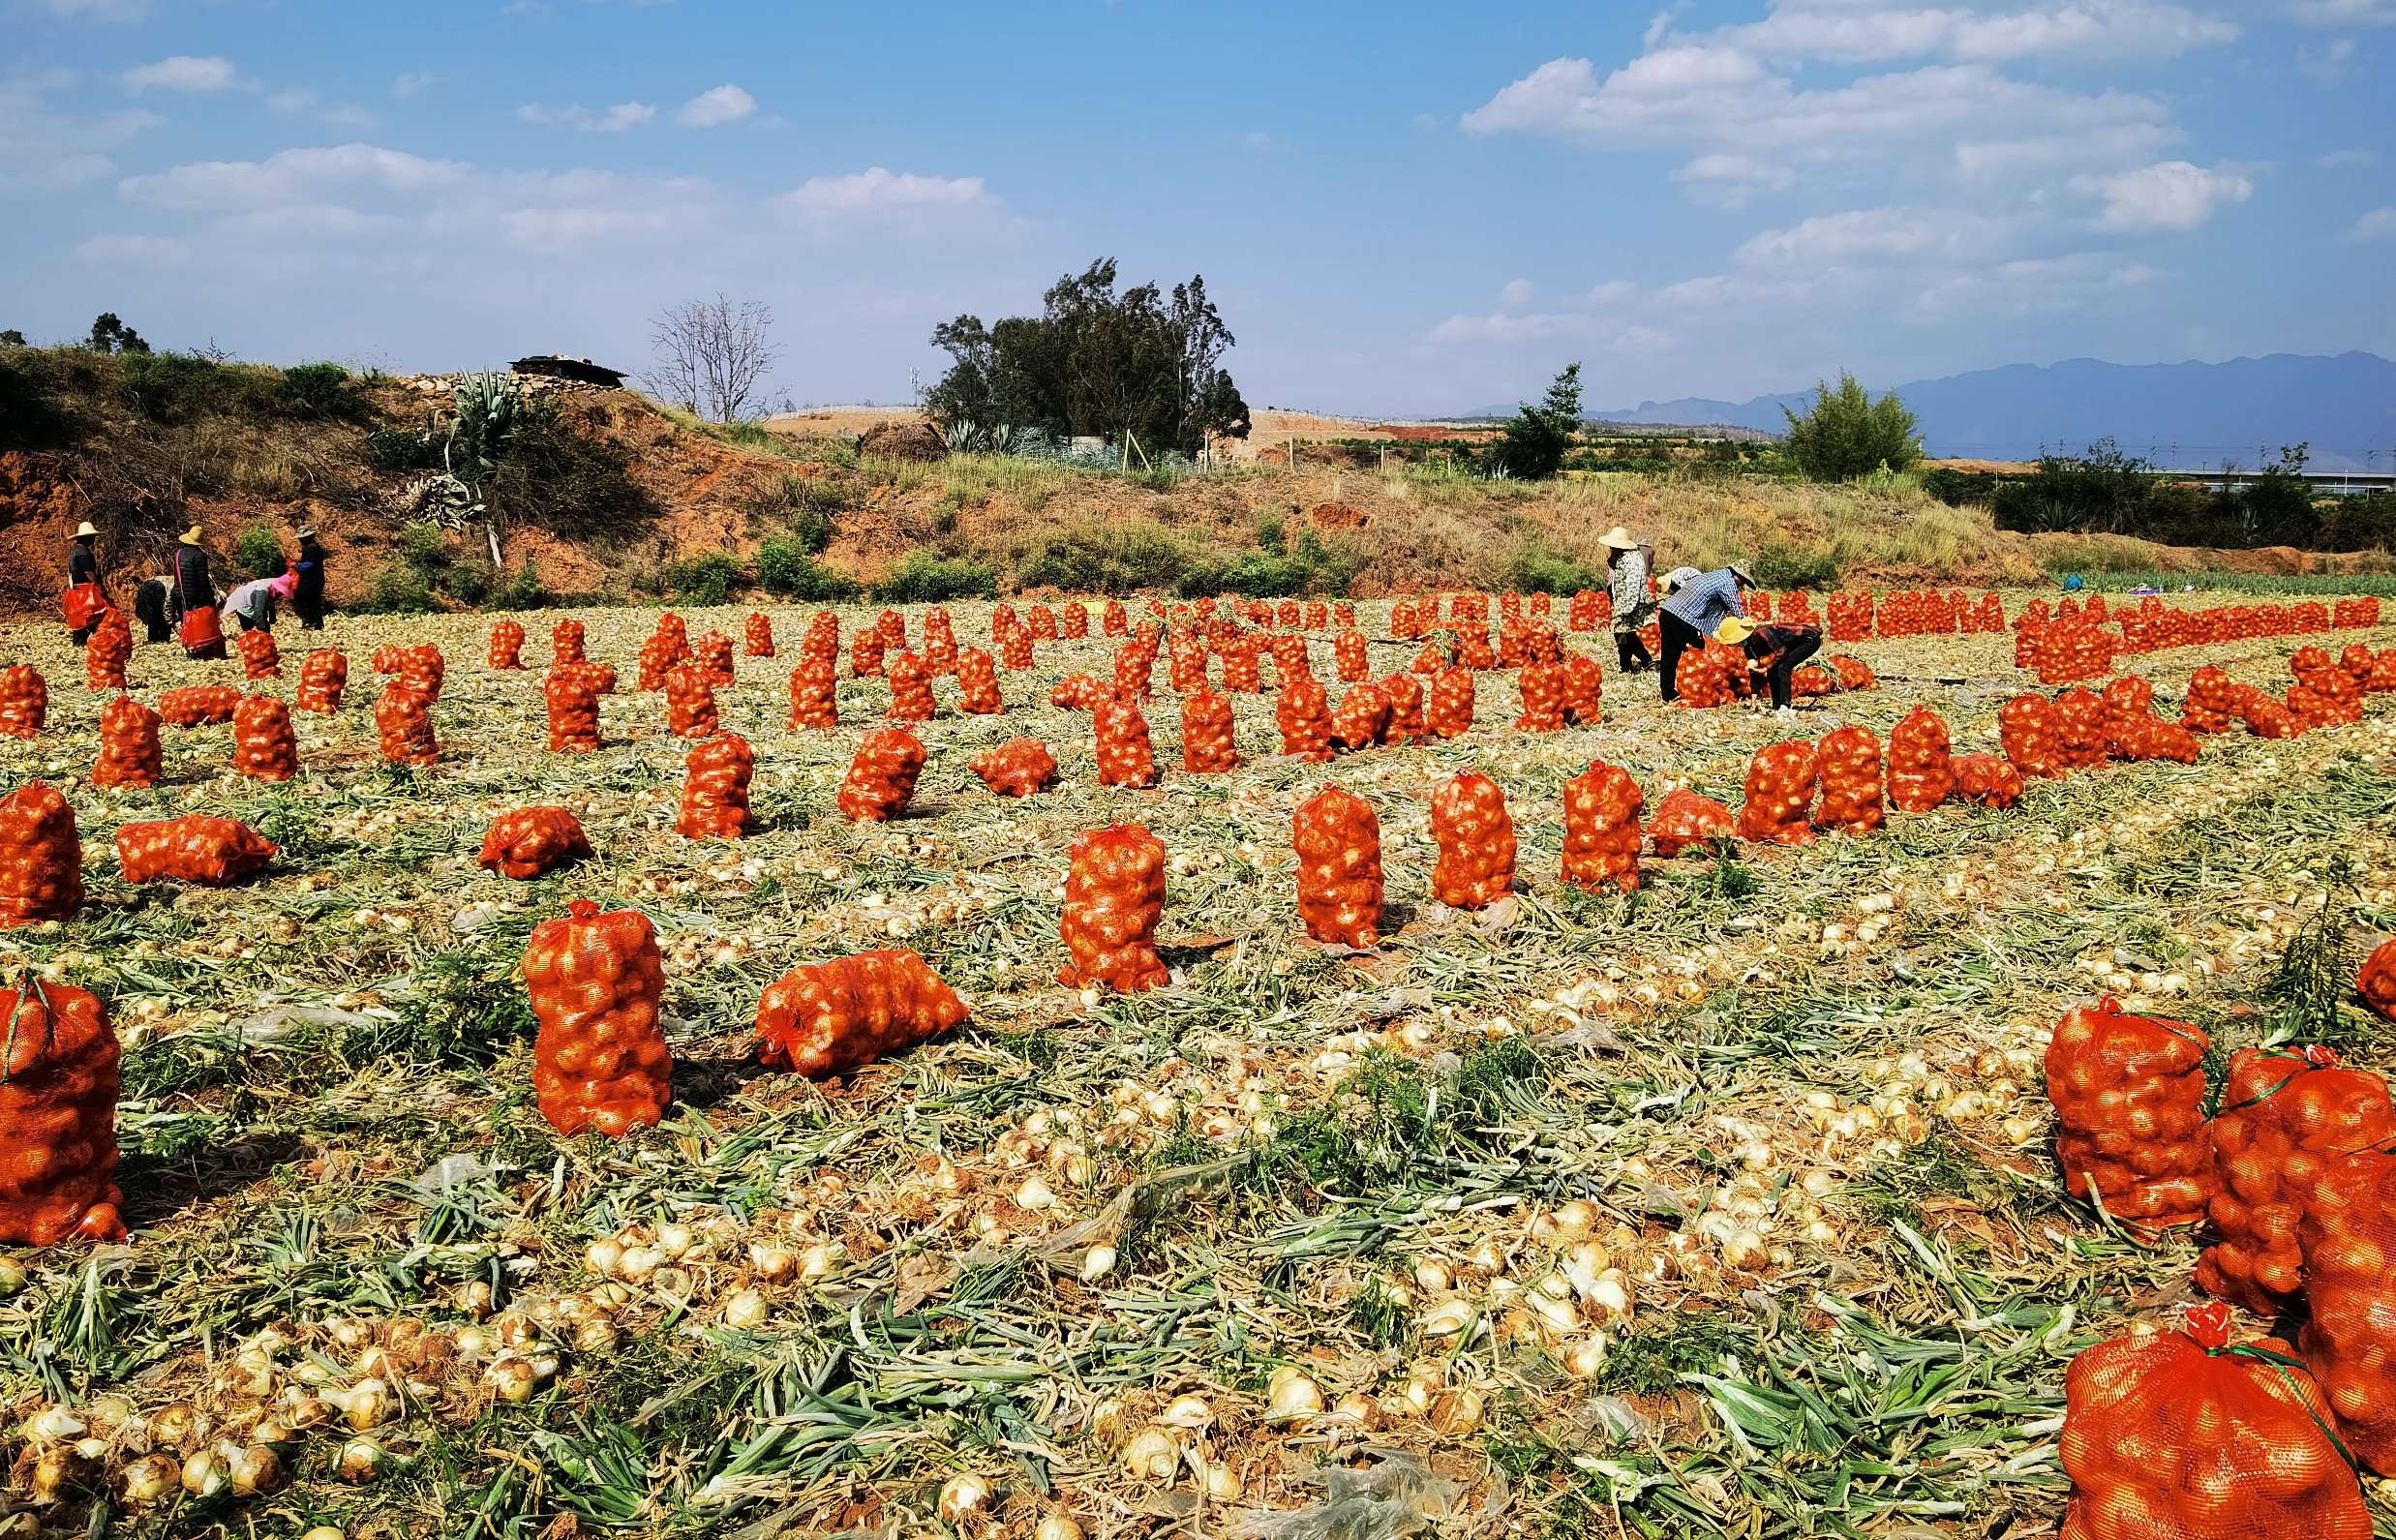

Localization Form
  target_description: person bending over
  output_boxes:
[1716,615,1823,716]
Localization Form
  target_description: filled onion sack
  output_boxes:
[0,665,48,738]
[236,628,281,680]
[1332,682,1389,750]
[0,783,83,926]
[399,644,444,703]
[2199,1046,2396,1318]
[755,950,969,1080]
[1058,824,1170,992]
[1516,659,1569,730]
[2045,996,2214,1230]
[1952,753,2025,808]
[787,659,839,730]
[970,738,1057,798]
[1650,788,1734,858]
[1095,695,1159,788]
[2059,1302,2368,1540]
[1276,678,1336,763]
[479,806,591,880]
[2363,941,2396,1022]
[955,648,1003,714]
[1813,726,1885,834]
[115,815,277,887]
[0,977,126,1247]
[1180,686,1239,773]
[837,728,926,822]
[375,683,440,767]
[1562,653,1603,725]
[85,611,132,692]
[743,612,775,657]
[1430,772,1514,910]
[679,733,754,839]
[1427,666,1475,740]
[695,630,736,686]
[159,684,239,728]
[1886,708,1956,813]
[886,650,935,721]
[665,664,718,740]
[522,899,672,1138]
[488,619,526,670]
[296,649,347,713]
[1335,629,1368,682]
[92,695,162,790]
[2303,1151,2396,1471]
[231,695,298,782]
[1737,742,1817,846]
[1380,673,1427,744]
[1561,761,1643,891]
[545,670,601,753]
[553,618,586,666]
[1293,786,1383,947]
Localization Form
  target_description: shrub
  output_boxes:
[1781,373,1923,481]
[0,352,69,449]
[273,362,363,421]
[741,471,843,551]
[363,426,442,473]
[118,351,266,425]
[667,552,744,606]
[1180,529,1362,598]
[359,560,436,615]
[1748,541,1841,590]
[1016,522,1192,592]
[1507,542,1605,595]
[872,550,996,603]
[490,408,662,538]
[756,538,861,601]
[441,558,497,606]
[230,523,288,579]
[486,562,553,611]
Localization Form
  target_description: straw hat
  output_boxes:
[180,526,203,545]
[1714,616,1757,646]
[73,521,99,539]
[1660,565,1701,595]
[1597,526,1639,551]
[1727,562,1756,587]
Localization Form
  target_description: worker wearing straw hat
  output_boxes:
[1656,561,1757,704]
[1714,612,1823,718]
[63,521,108,643]
[170,525,227,659]
[1598,526,1656,673]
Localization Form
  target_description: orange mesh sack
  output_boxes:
[756,949,969,1079]
[1828,654,1875,691]
[886,651,935,721]
[2059,1303,2368,1540]
[744,613,775,657]
[971,738,1057,798]
[159,684,238,728]
[479,806,591,880]
[1062,602,1089,639]
[679,732,754,839]
[2361,941,2396,1022]
[0,666,46,738]
[956,648,1003,714]
[1737,743,1817,846]
[92,696,162,790]
[1430,772,1514,910]
[523,899,672,1138]
[1293,786,1383,948]
[1181,686,1239,773]
[546,669,601,753]
[553,619,587,666]
[1813,726,1885,834]
[1673,646,1741,710]
[2300,1151,2396,1470]
[1427,666,1475,740]
[1335,630,1368,682]
[2055,687,2110,770]
[2001,694,2065,778]
[236,628,281,680]
[1517,660,1568,730]
[399,644,444,703]
[1380,673,1426,744]
[115,815,277,887]
[232,695,298,782]
[2046,996,2214,1229]
[1051,674,1107,711]
[2199,1046,2396,1318]
[1095,695,1160,788]
[1563,653,1603,725]
[85,612,132,692]
[1332,682,1389,751]
[0,977,126,1247]
[1650,788,1734,857]
[1104,599,1129,637]
[1277,678,1336,763]
[1953,753,2024,809]
[0,784,82,926]
[1554,758,1642,890]
[665,664,718,739]
[488,620,526,670]
[375,684,440,767]
[297,649,347,713]
[695,630,736,686]
[838,728,925,822]
[1059,824,1169,993]
[788,658,838,730]
[1887,708,1956,813]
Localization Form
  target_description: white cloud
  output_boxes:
[123,55,239,93]
[675,83,754,128]
[1705,1,2238,63]
[1,72,158,192]
[392,73,440,99]
[1735,206,2013,267]
[1498,278,1535,307]
[2352,207,2396,242]
[120,143,470,210]
[1670,151,1794,206]
[778,166,990,216]
[2074,160,2254,230]
[1585,280,1637,303]
[2297,37,2359,79]
[1911,251,2163,317]
[1426,310,1676,348]
[517,101,655,133]
[2317,147,2378,168]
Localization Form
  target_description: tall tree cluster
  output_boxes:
[925,259,1251,456]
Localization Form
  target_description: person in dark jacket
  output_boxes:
[171,526,226,659]
[132,574,173,644]
[1716,615,1824,714]
[290,528,327,630]
[66,521,106,643]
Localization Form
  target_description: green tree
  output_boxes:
[1781,372,1922,481]
[1498,362,1583,481]
[87,313,150,355]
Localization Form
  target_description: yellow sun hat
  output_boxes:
[1713,616,1758,647]
[1598,525,1639,551]
[180,526,203,545]
[74,521,99,538]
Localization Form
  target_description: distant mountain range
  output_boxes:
[1482,352,2396,471]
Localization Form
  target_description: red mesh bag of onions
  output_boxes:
[2045,996,2214,1231]
[0,976,126,1246]
[479,807,592,880]
[755,950,968,1080]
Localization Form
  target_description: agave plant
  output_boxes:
[943,420,981,454]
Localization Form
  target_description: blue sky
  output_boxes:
[4,0,2391,415]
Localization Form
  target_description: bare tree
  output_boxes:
[642,294,780,423]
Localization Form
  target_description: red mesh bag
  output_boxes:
[838,728,925,822]
[1277,599,1302,629]
[2055,688,2110,770]
[1095,695,1160,788]
[2111,714,2202,764]
[1813,726,1885,834]
[523,899,672,1138]
[1562,653,1603,725]
[1113,638,1157,701]
[1062,602,1089,640]
[479,807,591,880]
[92,696,161,790]
[1028,604,1058,641]
[1737,743,1817,845]
[85,612,131,691]
[1293,786,1382,948]
[488,620,526,670]
[553,619,586,666]
[1456,626,1497,671]
[665,664,718,739]
[1049,674,1105,711]
[1104,599,1129,637]
[1000,622,1034,671]
[1270,634,1311,688]
[2370,652,2396,694]
[159,684,238,728]
[2339,644,2376,684]
[236,628,281,680]
[546,670,601,753]
[296,649,347,713]
[876,609,908,649]
[1828,654,1876,691]
[756,950,968,1079]
[1333,682,1389,750]
[2362,941,2396,1022]
[115,815,277,887]
[2102,676,2155,725]
[695,631,736,687]
[638,618,689,689]
[971,738,1057,797]
[1791,664,1835,698]
[2001,694,2065,778]
[1168,630,1207,693]
[1650,788,1732,858]
[956,648,1003,713]
[804,612,841,663]
[1410,643,1445,676]
[399,644,444,703]
[852,627,886,679]
[1673,646,1741,710]
[679,732,754,839]
[1306,600,1330,630]
[372,644,404,675]
[787,659,838,731]
[2290,682,2362,731]
[1429,772,1514,910]
[2199,1046,2396,1317]
[1953,753,2024,808]
[2046,996,2213,1230]
[886,651,935,721]
[375,683,440,767]
[1827,592,1872,642]
[1181,687,1239,772]
[2245,698,2306,740]
[1335,630,1369,682]
[1887,708,1955,814]
[1562,762,1644,891]
[1222,636,1263,693]
[1059,824,1169,992]
[0,785,82,926]
[1427,666,1475,740]
[1516,660,1568,730]
[0,666,46,738]
[1563,591,1596,632]
[1277,678,1336,763]
[232,694,298,782]
[2060,1303,2368,1540]
[744,613,775,657]
[0,977,125,1247]
[2302,1151,2396,1471]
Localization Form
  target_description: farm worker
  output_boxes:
[171,526,227,660]
[1601,526,1656,673]
[290,528,328,630]
[131,573,173,644]
[1715,614,1823,717]
[1656,563,1754,704]
[64,521,108,644]
[221,569,298,634]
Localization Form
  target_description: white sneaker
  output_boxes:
[1774,705,1797,720]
